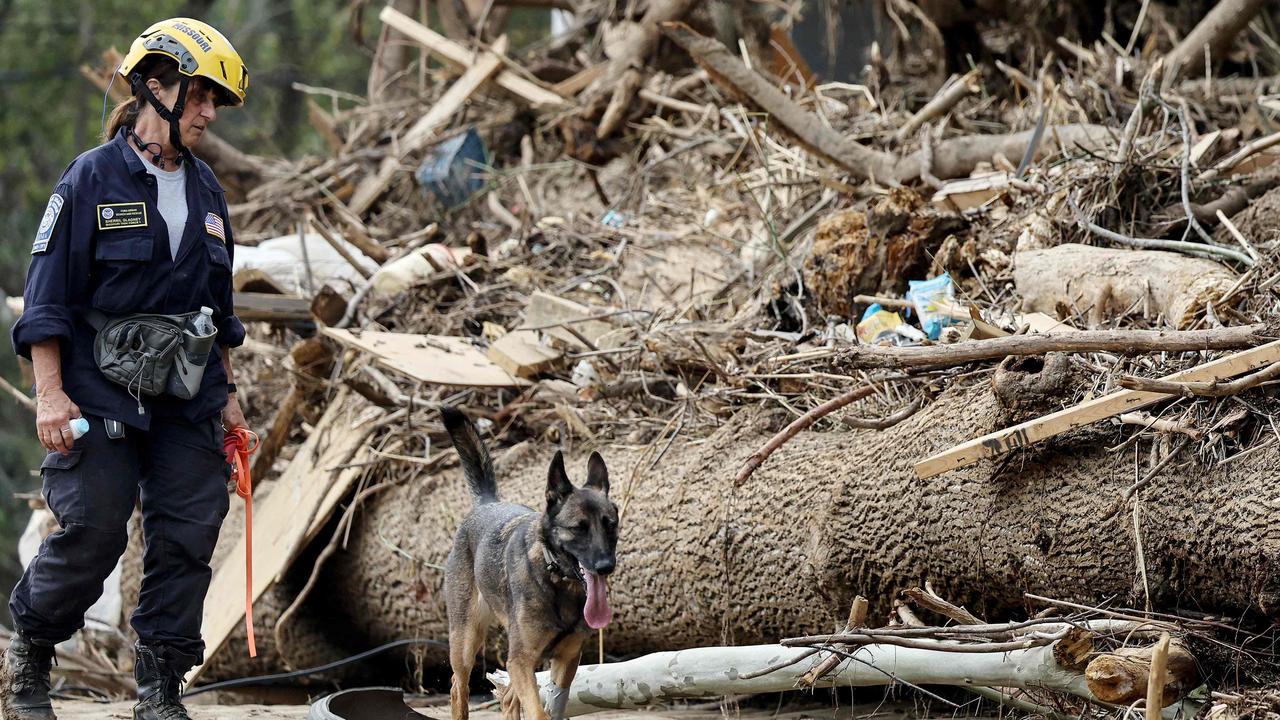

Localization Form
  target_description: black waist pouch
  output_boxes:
[89,311,217,410]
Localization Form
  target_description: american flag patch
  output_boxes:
[204,212,225,240]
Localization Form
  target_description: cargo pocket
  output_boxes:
[91,233,154,314]
[205,237,232,290]
[40,449,85,528]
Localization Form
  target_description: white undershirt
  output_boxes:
[133,146,188,259]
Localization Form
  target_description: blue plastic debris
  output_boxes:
[905,273,957,340]
[600,209,625,227]
[415,128,488,208]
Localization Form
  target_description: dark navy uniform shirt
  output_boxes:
[12,128,246,430]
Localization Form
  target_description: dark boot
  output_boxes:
[132,644,198,720]
[0,632,56,720]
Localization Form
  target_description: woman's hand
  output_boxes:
[37,387,81,454]
[222,392,247,431]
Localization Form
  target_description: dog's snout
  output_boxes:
[593,558,616,575]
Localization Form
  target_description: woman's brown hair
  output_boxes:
[102,57,182,143]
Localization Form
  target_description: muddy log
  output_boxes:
[320,380,1280,667]
[1014,243,1239,329]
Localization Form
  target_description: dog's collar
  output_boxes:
[542,546,579,582]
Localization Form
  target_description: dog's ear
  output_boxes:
[546,451,573,511]
[584,451,609,495]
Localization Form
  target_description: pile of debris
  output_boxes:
[48,0,1280,714]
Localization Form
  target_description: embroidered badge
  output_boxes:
[96,202,148,230]
[204,212,225,241]
[32,193,64,254]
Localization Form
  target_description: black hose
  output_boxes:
[183,638,450,698]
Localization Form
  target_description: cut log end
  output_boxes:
[1085,640,1200,707]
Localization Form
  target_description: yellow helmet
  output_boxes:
[119,18,249,107]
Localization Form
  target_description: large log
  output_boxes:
[322,379,1280,666]
[1014,244,1239,329]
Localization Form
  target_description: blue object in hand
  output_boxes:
[69,417,90,440]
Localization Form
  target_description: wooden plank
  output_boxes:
[931,172,1010,212]
[487,329,560,378]
[914,340,1280,479]
[486,292,618,375]
[234,292,311,323]
[188,392,376,683]
[380,6,566,108]
[523,291,615,348]
[1020,312,1075,334]
[552,62,607,98]
[348,36,509,215]
[322,327,528,387]
[304,444,374,549]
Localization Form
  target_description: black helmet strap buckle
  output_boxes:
[128,72,191,169]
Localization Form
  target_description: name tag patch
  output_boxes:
[32,193,64,254]
[97,202,148,230]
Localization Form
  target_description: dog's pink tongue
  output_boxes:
[581,568,612,629]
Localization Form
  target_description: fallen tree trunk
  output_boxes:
[319,379,1280,669]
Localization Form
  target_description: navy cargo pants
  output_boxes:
[10,413,231,658]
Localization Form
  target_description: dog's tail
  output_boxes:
[440,407,498,504]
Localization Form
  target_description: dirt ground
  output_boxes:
[57,700,308,719]
[54,700,937,720]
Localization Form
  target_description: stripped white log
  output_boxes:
[491,642,1088,713]
[488,639,1198,717]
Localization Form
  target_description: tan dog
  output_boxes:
[441,408,618,720]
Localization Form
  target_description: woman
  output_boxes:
[3,18,251,720]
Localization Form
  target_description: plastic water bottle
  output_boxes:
[191,306,216,336]
[69,417,90,440]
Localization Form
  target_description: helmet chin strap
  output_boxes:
[128,72,191,169]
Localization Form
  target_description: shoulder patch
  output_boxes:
[32,193,65,254]
[204,212,225,241]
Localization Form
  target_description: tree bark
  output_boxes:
[320,380,1280,667]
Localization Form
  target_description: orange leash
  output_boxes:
[223,427,260,658]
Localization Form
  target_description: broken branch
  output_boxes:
[1118,360,1280,397]
[1165,0,1271,79]
[735,384,878,486]
[832,324,1277,370]
[661,22,899,182]
[893,69,981,144]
